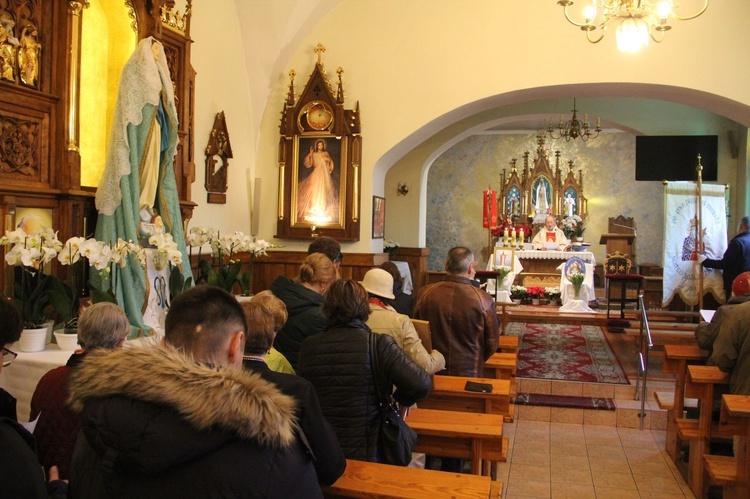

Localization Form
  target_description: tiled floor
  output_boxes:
[496,419,695,499]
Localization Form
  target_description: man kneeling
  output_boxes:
[68,286,322,498]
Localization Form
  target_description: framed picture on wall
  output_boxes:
[291,136,346,228]
[372,196,385,238]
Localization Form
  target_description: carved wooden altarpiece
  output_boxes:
[204,111,232,204]
[0,0,196,289]
[276,43,362,241]
[499,135,588,235]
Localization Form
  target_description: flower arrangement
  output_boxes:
[560,215,584,240]
[1,228,64,328]
[188,227,277,295]
[383,239,400,259]
[526,286,546,299]
[545,286,561,302]
[493,265,512,287]
[510,285,527,300]
[569,272,585,298]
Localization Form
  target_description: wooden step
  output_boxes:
[498,336,519,353]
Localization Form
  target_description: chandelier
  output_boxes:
[547,99,601,142]
[557,0,709,53]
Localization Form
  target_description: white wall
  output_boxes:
[193,0,750,254]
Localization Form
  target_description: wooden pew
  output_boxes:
[657,343,707,462]
[484,352,517,422]
[704,394,750,499]
[412,319,432,352]
[406,408,507,477]
[497,335,518,353]
[483,353,516,380]
[679,365,730,498]
[418,375,511,416]
[323,459,503,498]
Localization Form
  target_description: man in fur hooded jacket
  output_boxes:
[67,286,325,498]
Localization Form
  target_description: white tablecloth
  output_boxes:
[515,250,596,264]
[0,344,72,422]
[0,336,159,422]
[557,260,597,303]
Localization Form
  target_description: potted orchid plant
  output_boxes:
[188,227,277,296]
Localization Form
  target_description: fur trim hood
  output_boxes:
[68,344,298,448]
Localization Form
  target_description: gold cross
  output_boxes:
[314,43,326,65]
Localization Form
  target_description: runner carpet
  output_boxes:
[504,322,629,384]
[511,393,617,411]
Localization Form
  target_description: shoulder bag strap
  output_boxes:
[369,332,388,405]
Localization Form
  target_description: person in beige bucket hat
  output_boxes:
[362,269,445,375]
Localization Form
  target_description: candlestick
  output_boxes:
[519,228,524,247]
[504,228,509,247]
[511,229,516,247]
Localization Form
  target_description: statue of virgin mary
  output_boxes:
[94,37,192,337]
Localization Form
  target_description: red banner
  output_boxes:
[483,190,498,228]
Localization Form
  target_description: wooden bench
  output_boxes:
[703,394,750,499]
[497,335,518,353]
[323,459,503,498]
[406,408,507,477]
[659,343,708,462]
[678,364,730,498]
[483,352,516,380]
[418,375,511,416]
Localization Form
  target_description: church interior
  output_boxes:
[2,0,750,497]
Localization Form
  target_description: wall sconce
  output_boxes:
[397,182,409,196]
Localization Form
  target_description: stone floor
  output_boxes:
[497,419,694,498]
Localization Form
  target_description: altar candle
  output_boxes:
[511,228,516,247]
[504,228,509,246]
[519,228,524,245]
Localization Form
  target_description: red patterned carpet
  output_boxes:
[505,322,629,384]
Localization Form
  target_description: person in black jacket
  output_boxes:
[0,298,67,499]
[240,296,346,485]
[68,286,322,498]
[271,252,337,369]
[379,261,414,317]
[702,216,750,302]
[298,279,432,463]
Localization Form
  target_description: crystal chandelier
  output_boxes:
[557,0,709,53]
[547,99,601,142]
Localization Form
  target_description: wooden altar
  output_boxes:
[498,135,588,239]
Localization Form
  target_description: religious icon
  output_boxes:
[295,137,342,226]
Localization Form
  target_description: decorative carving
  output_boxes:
[0,115,39,177]
[204,111,232,204]
[160,0,191,34]
[18,24,40,87]
[499,134,588,232]
[0,13,19,82]
[277,43,362,241]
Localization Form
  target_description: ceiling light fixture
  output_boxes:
[547,99,601,142]
[557,0,709,53]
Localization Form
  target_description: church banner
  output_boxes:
[483,189,498,229]
[662,182,727,306]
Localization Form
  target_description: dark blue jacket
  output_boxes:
[704,230,750,301]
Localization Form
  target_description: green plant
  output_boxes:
[510,285,527,300]
[570,272,585,297]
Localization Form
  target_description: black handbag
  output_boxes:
[369,333,417,466]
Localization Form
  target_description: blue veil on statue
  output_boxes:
[94,37,192,338]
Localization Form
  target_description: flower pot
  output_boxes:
[575,237,584,243]
[19,328,47,352]
[531,298,540,306]
[43,320,55,344]
[54,331,80,351]
[512,298,522,305]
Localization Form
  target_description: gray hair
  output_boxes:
[445,247,474,275]
[77,303,130,350]
[741,216,750,231]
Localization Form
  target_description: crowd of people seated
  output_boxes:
[0,237,502,497]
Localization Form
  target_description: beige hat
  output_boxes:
[361,268,395,300]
